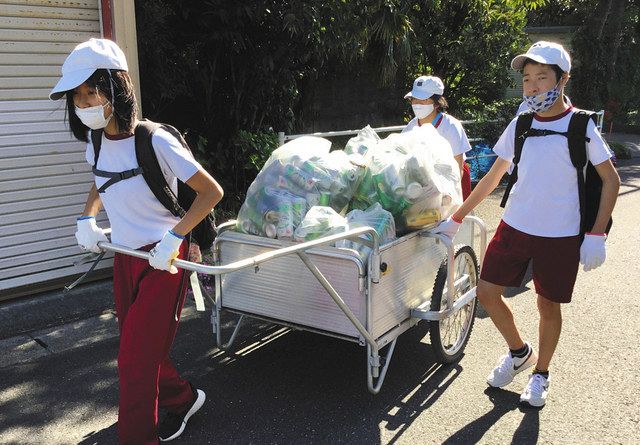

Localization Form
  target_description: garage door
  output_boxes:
[0,0,112,300]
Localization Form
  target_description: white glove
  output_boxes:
[75,217,108,253]
[432,216,462,240]
[149,230,184,274]
[580,233,607,272]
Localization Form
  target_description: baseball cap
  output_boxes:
[49,38,128,100]
[404,76,445,100]
[511,41,571,73]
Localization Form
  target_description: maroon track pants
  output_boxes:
[113,241,194,445]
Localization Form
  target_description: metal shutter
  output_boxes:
[0,0,112,300]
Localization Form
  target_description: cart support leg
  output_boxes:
[297,252,378,349]
[212,307,245,350]
[367,339,397,394]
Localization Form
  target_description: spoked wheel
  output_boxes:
[429,244,479,363]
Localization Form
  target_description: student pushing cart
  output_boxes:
[96,198,487,395]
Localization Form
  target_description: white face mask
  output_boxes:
[411,103,434,120]
[75,103,112,130]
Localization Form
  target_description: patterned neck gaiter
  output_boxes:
[522,82,561,113]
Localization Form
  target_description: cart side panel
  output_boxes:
[370,233,445,338]
[218,233,365,339]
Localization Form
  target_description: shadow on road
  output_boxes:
[442,387,540,445]
[175,317,468,444]
[78,423,117,445]
[616,159,640,197]
[1,308,522,444]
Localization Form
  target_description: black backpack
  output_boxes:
[500,109,613,236]
[90,119,216,251]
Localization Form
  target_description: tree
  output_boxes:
[134,0,542,212]
[530,0,640,121]
[401,0,532,113]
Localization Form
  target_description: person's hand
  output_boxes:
[432,216,462,240]
[75,217,108,253]
[149,230,184,274]
[580,233,607,272]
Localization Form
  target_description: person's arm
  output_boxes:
[170,168,224,237]
[149,168,223,273]
[452,157,512,221]
[81,183,103,217]
[590,159,620,233]
[579,158,619,272]
[75,184,107,253]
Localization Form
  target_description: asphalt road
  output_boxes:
[1,142,639,445]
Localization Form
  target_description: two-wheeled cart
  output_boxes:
[99,216,486,394]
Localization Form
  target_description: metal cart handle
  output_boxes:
[97,226,381,278]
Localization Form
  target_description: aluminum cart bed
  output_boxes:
[101,216,486,394]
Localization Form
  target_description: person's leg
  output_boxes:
[117,242,192,445]
[476,279,524,350]
[157,270,193,413]
[521,233,579,407]
[536,295,562,371]
[479,221,538,387]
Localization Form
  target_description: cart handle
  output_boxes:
[97,226,380,276]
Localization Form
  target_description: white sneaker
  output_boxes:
[486,342,537,388]
[520,373,550,407]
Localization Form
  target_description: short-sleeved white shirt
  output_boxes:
[403,114,472,157]
[494,108,612,237]
[86,128,201,249]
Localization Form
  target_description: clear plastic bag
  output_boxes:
[293,206,348,242]
[397,126,462,229]
[337,203,396,260]
[344,125,380,156]
[349,125,462,230]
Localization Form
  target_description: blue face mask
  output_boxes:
[522,81,561,113]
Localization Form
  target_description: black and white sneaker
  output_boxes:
[486,342,537,388]
[158,385,206,442]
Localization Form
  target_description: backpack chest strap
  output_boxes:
[521,128,591,143]
[92,167,144,193]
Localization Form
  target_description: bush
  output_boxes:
[465,98,521,145]
[608,141,632,160]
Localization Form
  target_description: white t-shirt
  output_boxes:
[494,108,612,237]
[86,128,201,249]
[402,114,472,157]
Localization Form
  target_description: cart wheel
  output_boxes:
[429,244,478,363]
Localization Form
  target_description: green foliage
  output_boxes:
[216,129,279,213]
[466,97,522,144]
[403,0,530,114]
[135,0,540,215]
[608,141,632,160]
[569,0,640,122]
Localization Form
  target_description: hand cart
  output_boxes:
[98,216,486,394]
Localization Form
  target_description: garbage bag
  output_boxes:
[337,203,396,260]
[293,206,348,242]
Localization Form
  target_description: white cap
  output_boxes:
[49,38,128,100]
[511,41,571,73]
[404,76,445,100]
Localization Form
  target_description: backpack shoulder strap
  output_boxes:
[567,109,596,234]
[90,129,103,166]
[513,111,534,165]
[567,109,596,168]
[134,119,185,217]
[500,112,534,208]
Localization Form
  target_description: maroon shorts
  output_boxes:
[480,220,581,303]
[462,163,472,201]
